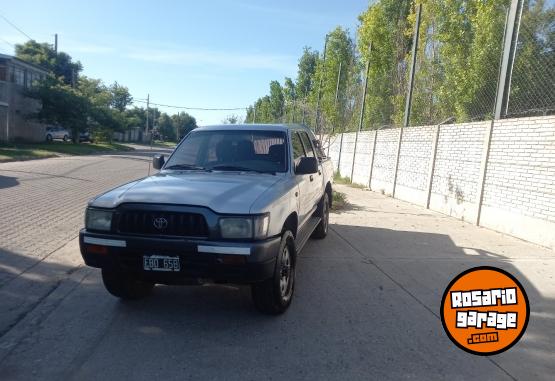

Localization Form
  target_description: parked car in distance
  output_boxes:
[79,130,94,143]
[45,126,71,142]
[79,124,334,314]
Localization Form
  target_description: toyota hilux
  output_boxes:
[79,124,333,314]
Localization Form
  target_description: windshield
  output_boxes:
[164,130,287,173]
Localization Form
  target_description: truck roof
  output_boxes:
[197,124,313,133]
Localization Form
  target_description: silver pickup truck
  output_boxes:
[79,124,333,314]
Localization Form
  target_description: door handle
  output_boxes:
[309,175,314,182]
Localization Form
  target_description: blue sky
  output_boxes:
[0,1,369,125]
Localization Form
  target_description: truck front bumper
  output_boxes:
[79,229,281,284]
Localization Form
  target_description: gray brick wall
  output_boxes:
[397,126,435,191]
[338,132,356,178]
[330,115,555,249]
[351,131,374,186]
[431,122,487,204]
[371,129,399,186]
[484,116,555,221]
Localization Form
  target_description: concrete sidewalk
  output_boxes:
[332,183,555,380]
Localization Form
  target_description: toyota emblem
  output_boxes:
[153,217,168,230]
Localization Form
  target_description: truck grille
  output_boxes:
[116,211,209,238]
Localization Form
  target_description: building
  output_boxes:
[0,53,49,142]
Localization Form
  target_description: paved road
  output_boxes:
[0,153,554,380]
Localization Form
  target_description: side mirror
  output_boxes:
[296,156,318,175]
[153,154,165,170]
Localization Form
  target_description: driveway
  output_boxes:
[0,155,553,380]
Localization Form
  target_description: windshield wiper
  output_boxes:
[164,164,210,171]
[210,165,275,175]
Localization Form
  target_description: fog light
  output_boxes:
[221,255,246,265]
[87,244,108,255]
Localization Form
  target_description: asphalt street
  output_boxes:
[0,149,553,380]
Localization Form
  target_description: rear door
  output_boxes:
[291,131,313,227]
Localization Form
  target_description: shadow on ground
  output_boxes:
[0,175,18,190]
[0,221,552,380]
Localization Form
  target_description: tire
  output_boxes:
[101,269,154,300]
[311,193,330,239]
[63,135,69,142]
[252,231,296,314]
[46,134,53,142]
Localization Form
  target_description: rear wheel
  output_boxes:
[101,269,154,300]
[63,135,69,142]
[252,231,296,314]
[46,134,53,142]
[311,193,329,239]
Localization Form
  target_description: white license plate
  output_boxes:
[143,255,181,272]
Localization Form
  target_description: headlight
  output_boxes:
[219,218,252,239]
[219,214,270,239]
[85,208,113,231]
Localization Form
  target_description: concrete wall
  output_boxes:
[328,115,555,249]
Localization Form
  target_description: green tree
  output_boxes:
[26,77,90,140]
[222,114,241,124]
[158,113,175,140]
[295,47,319,100]
[15,40,83,85]
[110,82,133,112]
[269,80,285,122]
[172,112,198,139]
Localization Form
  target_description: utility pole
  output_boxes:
[145,94,150,134]
[176,112,179,141]
[54,33,58,53]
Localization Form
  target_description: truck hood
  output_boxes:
[89,171,282,214]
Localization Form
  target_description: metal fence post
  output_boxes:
[393,3,421,197]
[495,0,522,119]
[476,4,517,226]
[328,61,343,157]
[336,133,344,174]
[315,35,329,136]
[426,117,453,208]
[368,129,378,189]
[351,42,372,182]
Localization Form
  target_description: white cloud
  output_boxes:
[126,47,297,73]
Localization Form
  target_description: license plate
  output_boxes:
[143,255,181,272]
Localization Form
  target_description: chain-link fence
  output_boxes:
[248,0,554,138]
[506,0,555,117]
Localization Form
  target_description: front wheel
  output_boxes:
[101,269,154,300]
[46,134,53,142]
[311,193,329,239]
[63,135,69,142]
[252,231,296,314]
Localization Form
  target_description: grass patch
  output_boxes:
[333,171,366,189]
[0,142,133,163]
[153,140,178,148]
[331,190,348,211]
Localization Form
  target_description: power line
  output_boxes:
[0,13,34,41]
[133,99,246,111]
[0,37,14,47]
